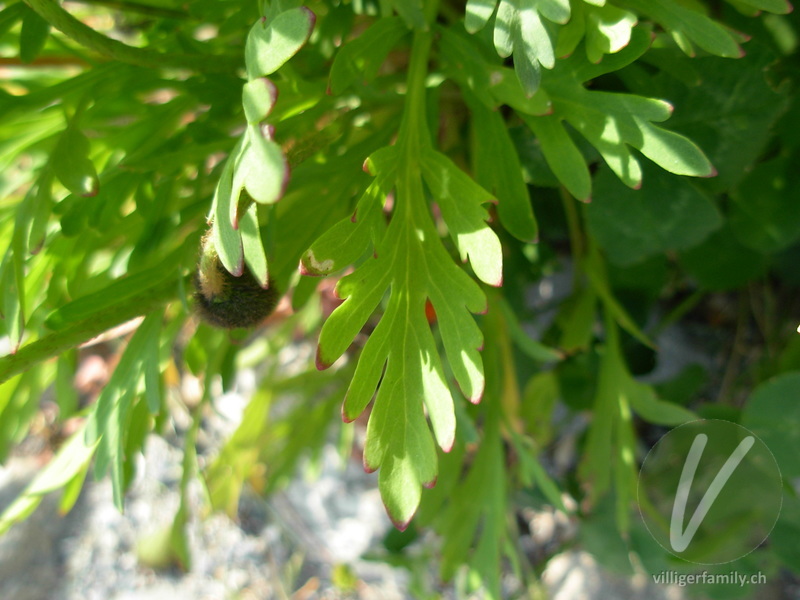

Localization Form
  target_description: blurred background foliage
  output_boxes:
[1,0,800,597]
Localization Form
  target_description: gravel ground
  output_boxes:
[0,431,408,600]
[0,428,689,600]
[0,310,702,599]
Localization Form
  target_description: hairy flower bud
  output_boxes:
[193,234,279,329]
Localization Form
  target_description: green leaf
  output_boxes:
[742,372,800,479]
[58,461,91,515]
[28,169,53,253]
[239,202,269,287]
[419,146,503,287]
[614,0,742,58]
[235,125,289,205]
[556,287,597,352]
[464,0,497,33]
[315,144,493,525]
[729,156,800,253]
[437,408,506,598]
[508,431,568,512]
[579,345,623,502]
[518,25,714,196]
[242,78,278,124]
[390,0,426,30]
[87,312,163,509]
[19,5,50,64]
[211,123,289,278]
[365,314,445,522]
[521,371,559,445]
[493,0,564,95]
[1,249,24,352]
[628,46,791,192]
[52,126,99,198]
[206,389,273,516]
[300,174,389,276]
[679,223,768,290]
[329,16,410,95]
[437,25,553,116]
[557,3,639,63]
[497,297,563,362]
[626,379,696,425]
[554,19,653,83]
[585,163,722,266]
[551,87,714,186]
[0,3,26,43]
[211,148,244,276]
[465,0,498,33]
[466,92,538,242]
[55,350,79,419]
[584,4,638,63]
[143,329,162,414]
[44,264,177,330]
[729,0,792,13]
[245,8,316,80]
[519,113,591,201]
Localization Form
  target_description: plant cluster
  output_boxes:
[1,0,800,596]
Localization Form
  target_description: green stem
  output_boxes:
[559,187,584,289]
[397,28,434,151]
[0,276,182,384]
[23,0,237,73]
[652,289,705,337]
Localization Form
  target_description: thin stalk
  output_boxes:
[23,0,238,73]
[559,187,584,289]
[397,28,434,151]
[0,275,183,384]
[653,289,705,337]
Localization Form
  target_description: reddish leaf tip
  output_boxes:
[315,345,331,370]
[422,476,438,489]
[363,457,378,474]
[82,180,100,197]
[341,401,357,423]
[469,381,485,405]
[260,123,276,141]
[441,437,455,453]
[388,512,411,531]
[301,6,317,31]
[231,256,244,277]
